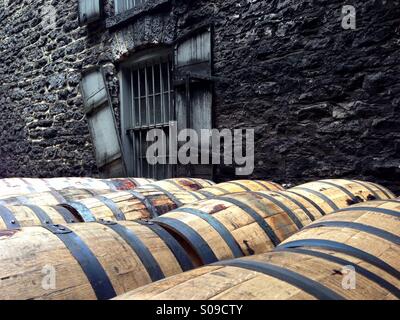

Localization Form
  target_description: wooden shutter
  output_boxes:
[80,67,127,178]
[78,0,102,25]
[174,27,213,179]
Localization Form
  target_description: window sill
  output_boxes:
[106,0,171,30]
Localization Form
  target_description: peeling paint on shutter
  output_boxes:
[80,67,126,178]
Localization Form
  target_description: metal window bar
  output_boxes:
[127,56,175,179]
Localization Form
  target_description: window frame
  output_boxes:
[114,0,148,14]
[78,0,103,26]
[107,0,171,30]
[119,48,175,179]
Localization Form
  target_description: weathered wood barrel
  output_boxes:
[197,180,284,197]
[60,186,208,223]
[0,220,195,300]
[103,177,155,190]
[0,177,155,197]
[0,188,110,206]
[152,191,324,264]
[0,204,83,229]
[148,178,214,192]
[0,181,212,228]
[151,179,395,264]
[286,179,395,214]
[114,200,400,300]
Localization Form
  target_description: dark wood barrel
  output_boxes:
[114,200,400,300]
[286,179,395,214]
[0,220,194,300]
[150,180,395,264]
[60,186,207,223]
[197,180,284,197]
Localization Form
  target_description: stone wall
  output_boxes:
[0,0,399,193]
[0,0,102,177]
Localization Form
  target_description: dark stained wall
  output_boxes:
[0,0,399,192]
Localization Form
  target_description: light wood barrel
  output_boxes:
[39,177,155,190]
[0,220,194,300]
[286,179,395,214]
[197,180,284,197]
[0,188,110,206]
[114,200,400,300]
[0,177,155,197]
[148,178,215,192]
[151,180,395,264]
[102,177,155,190]
[61,187,207,223]
[152,190,323,264]
[0,204,83,229]
[0,177,110,194]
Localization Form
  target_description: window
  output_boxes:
[120,29,214,180]
[114,0,148,14]
[120,51,175,179]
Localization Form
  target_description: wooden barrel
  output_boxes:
[0,204,83,229]
[114,200,400,300]
[197,180,284,197]
[0,185,45,198]
[152,191,323,264]
[0,188,111,206]
[150,179,395,264]
[0,178,54,193]
[60,186,208,223]
[0,177,155,197]
[0,220,195,300]
[286,179,395,215]
[0,177,111,194]
[148,178,215,192]
[40,177,155,191]
[102,177,155,190]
